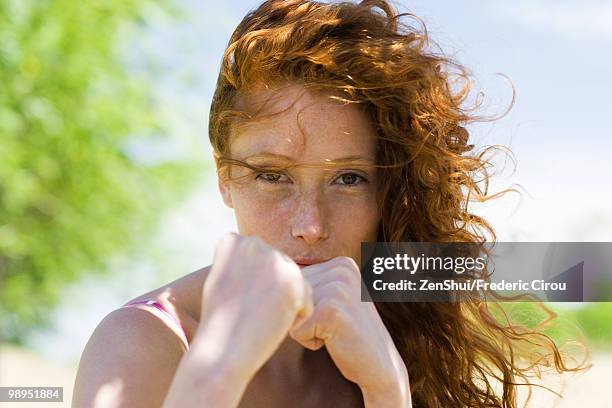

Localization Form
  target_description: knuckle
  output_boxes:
[277,271,303,305]
[334,264,356,286]
[271,253,298,279]
[337,256,359,271]
[247,235,265,249]
[216,232,237,251]
[285,284,304,311]
[234,234,249,250]
[271,247,290,264]
[226,231,238,239]
[304,280,313,297]
[244,236,274,258]
[319,299,344,324]
[213,234,240,265]
[330,282,351,302]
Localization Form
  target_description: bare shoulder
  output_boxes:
[72,266,212,408]
[72,306,188,408]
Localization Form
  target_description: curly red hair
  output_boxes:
[208,1,587,406]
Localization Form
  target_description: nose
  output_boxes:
[290,191,329,245]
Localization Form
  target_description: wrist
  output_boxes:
[360,373,412,408]
[189,325,257,387]
[360,387,411,408]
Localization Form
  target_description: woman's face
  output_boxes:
[218,85,380,267]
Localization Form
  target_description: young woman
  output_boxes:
[72,1,581,407]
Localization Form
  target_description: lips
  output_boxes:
[293,258,328,268]
[296,263,313,269]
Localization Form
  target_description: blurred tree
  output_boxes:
[0,0,202,343]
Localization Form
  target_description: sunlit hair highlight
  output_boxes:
[208,1,589,406]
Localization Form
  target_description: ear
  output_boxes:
[217,171,234,209]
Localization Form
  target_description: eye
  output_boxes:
[255,172,290,184]
[334,172,367,186]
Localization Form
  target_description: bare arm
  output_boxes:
[72,306,257,408]
[161,324,254,407]
[73,233,312,407]
[72,308,186,408]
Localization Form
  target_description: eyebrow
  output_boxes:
[243,152,375,165]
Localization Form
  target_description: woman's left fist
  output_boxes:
[289,257,411,405]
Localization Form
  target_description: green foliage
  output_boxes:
[0,0,202,342]
[564,303,612,347]
[493,302,612,351]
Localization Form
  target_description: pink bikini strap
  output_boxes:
[121,299,189,349]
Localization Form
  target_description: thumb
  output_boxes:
[289,313,324,351]
[289,290,325,350]
[289,279,324,350]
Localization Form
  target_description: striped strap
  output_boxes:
[121,299,189,350]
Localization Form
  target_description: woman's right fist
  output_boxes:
[194,233,313,376]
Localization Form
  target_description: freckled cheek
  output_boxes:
[231,189,293,237]
[329,195,380,243]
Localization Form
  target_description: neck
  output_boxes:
[271,336,309,372]
[260,335,329,389]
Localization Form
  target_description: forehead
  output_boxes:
[229,85,376,161]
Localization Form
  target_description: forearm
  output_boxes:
[361,384,412,408]
[162,333,253,408]
[360,370,412,408]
